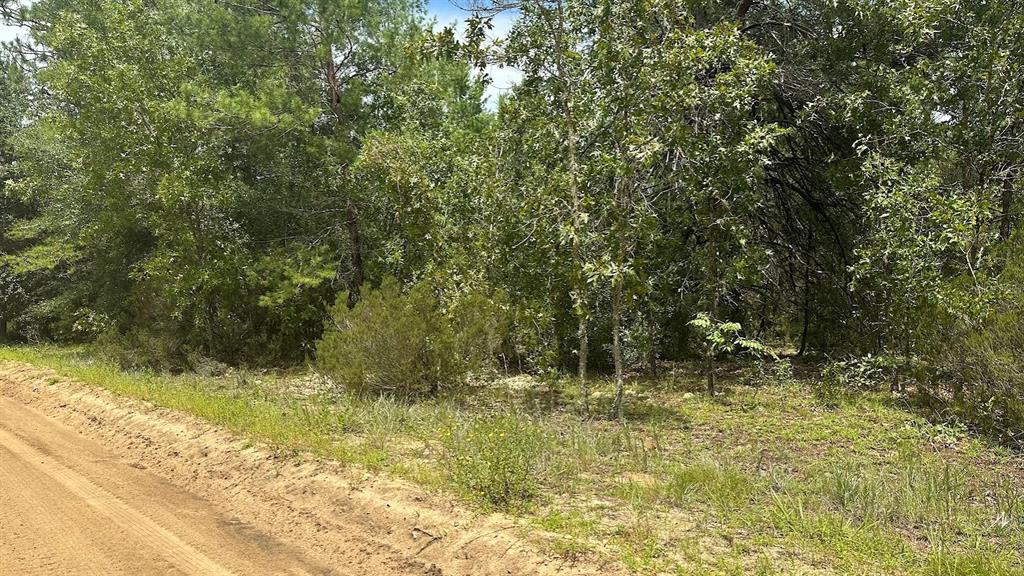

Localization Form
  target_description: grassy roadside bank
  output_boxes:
[2,346,1023,576]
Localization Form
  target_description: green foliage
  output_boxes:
[918,238,1024,445]
[448,288,511,376]
[317,278,462,398]
[816,356,895,407]
[689,314,776,361]
[748,359,798,389]
[316,278,506,398]
[442,412,547,511]
[93,327,189,374]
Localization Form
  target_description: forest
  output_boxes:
[2,0,1024,438]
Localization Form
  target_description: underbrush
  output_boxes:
[2,345,1023,576]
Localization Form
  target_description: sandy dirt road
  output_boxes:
[0,396,333,576]
[0,362,614,576]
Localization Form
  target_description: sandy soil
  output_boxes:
[0,362,618,576]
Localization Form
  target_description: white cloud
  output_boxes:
[0,24,26,44]
[481,63,522,108]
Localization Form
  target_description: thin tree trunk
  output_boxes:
[611,280,625,419]
[554,0,591,415]
[798,287,810,356]
[737,0,755,18]
[1000,171,1015,241]
[706,344,716,397]
[647,307,658,376]
[610,164,631,419]
[707,260,720,397]
[0,317,7,343]
[325,52,366,309]
[345,198,365,309]
[578,313,590,414]
[798,231,813,356]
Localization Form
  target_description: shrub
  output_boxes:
[815,355,896,407]
[317,278,460,397]
[504,304,560,375]
[446,287,510,377]
[94,327,187,373]
[442,412,547,510]
[928,299,1024,445]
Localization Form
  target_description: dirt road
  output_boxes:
[0,362,611,576]
[0,396,332,575]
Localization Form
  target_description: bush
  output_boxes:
[94,327,187,373]
[814,355,898,407]
[316,278,506,398]
[442,412,547,510]
[747,359,798,388]
[447,288,510,377]
[317,279,457,397]
[917,242,1024,446]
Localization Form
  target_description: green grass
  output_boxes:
[2,345,1023,575]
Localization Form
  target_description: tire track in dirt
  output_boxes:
[0,392,334,576]
[0,443,116,576]
[0,426,235,575]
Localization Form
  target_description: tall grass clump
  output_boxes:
[813,453,969,530]
[926,549,1024,576]
[665,458,755,510]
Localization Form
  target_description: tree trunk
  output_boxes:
[798,243,812,356]
[647,307,658,376]
[610,166,631,419]
[707,251,720,397]
[0,317,7,343]
[1000,171,1015,241]
[798,291,810,357]
[345,198,365,309]
[555,0,591,416]
[578,313,590,415]
[611,280,625,420]
[324,51,366,309]
[737,0,755,18]
[706,342,716,397]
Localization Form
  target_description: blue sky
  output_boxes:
[426,0,522,106]
[427,0,468,22]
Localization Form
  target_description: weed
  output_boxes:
[442,412,547,511]
[926,549,1024,576]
